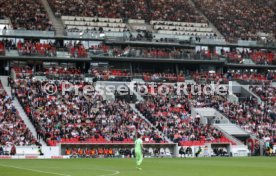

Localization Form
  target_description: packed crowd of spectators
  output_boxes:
[209,48,276,65]
[187,83,276,141]
[135,80,276,146]
[149,0,205,23]
[1,38,275,65]
[89,68,131,82]
[48,0,205,23]
[5,64,276,148]
[5,67,276,147]
[0,0,52,30]
[65,41,88,58]
[221,49,276,65]
[90,44,219,61]
[1,0,275,44]
[43,67,81,76]
[249,51,276,65]
[0,39,88,58]
[89,67,276,84]
[229,71,276,83]
[221,50,246,64]
[135,84,227,145]
[137,73,185,82]
[17,40,57,57]
[0,82,37,146]
[192,71,228,84]
[11,66,83,80]
[193,0,276,41]
[250,85,276,104]
[192,70,276,85]
[223,99,276,140]
[184,79,276,141]
[89,68,186,82]
[91,45,192,59]
[48,0,146,20]
[14,79,165,146]
[12,66,33,80]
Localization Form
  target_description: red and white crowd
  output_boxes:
[193,0,276,41]
[0,0,52,30]
[14,79,165,146]
[0,82,37,146]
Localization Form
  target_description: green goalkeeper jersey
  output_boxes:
[135,138,143,153]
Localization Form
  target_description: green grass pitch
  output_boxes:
[0,157,276,176]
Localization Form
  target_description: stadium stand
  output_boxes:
[11,65,82,80]
[14,78,166,146]
[135,83,235,146]
[89,68,187,82]
[0,0,52,30]
[191,71,228,84]
[137,73,185,82]
[48,0,131,19]
[223,99,276,139]
[229,71,276,83]
[149,0,205,23]
[90,44,219,60]
[134,80,276,146]
[89,67,276,83]
[48,0,204,23]
[0,0,275,42]
[250,85,276,104]
[249,51,276,65]
[17,40,57,57]
[0,0,275,160]
[65,41,88,58]
[49,0,216,38]
[0,82,37,146]
[193,0,276,41]
[1,39,88,58]
[61,15,128,33]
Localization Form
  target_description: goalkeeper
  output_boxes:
[134,133,143,170]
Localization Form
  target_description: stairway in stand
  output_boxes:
[41,0,65,36]
[0,76,47,146]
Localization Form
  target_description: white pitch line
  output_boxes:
[0,164,71,176]
[37,166,121,176]
[94,168,120,176]
[0,164,120,176]
[80,167,120,176]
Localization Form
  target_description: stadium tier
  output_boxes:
[13,77,166,146]
[193,0,276,41]
[135,84,233,145]
[48,0,204,22]
[0,82,37,146]
[0,0,52,30]
[0,0,274,42]
[2,40,276,65]
[0,0,276,161]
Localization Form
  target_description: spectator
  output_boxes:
[38,146,44,156]
[0,0,52,30]
[10,145,16,155]
[0,145,3,155]
[14,78,165,146]
[193,0,276,41]
[179,147,186,158]
[0,83,37,146]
